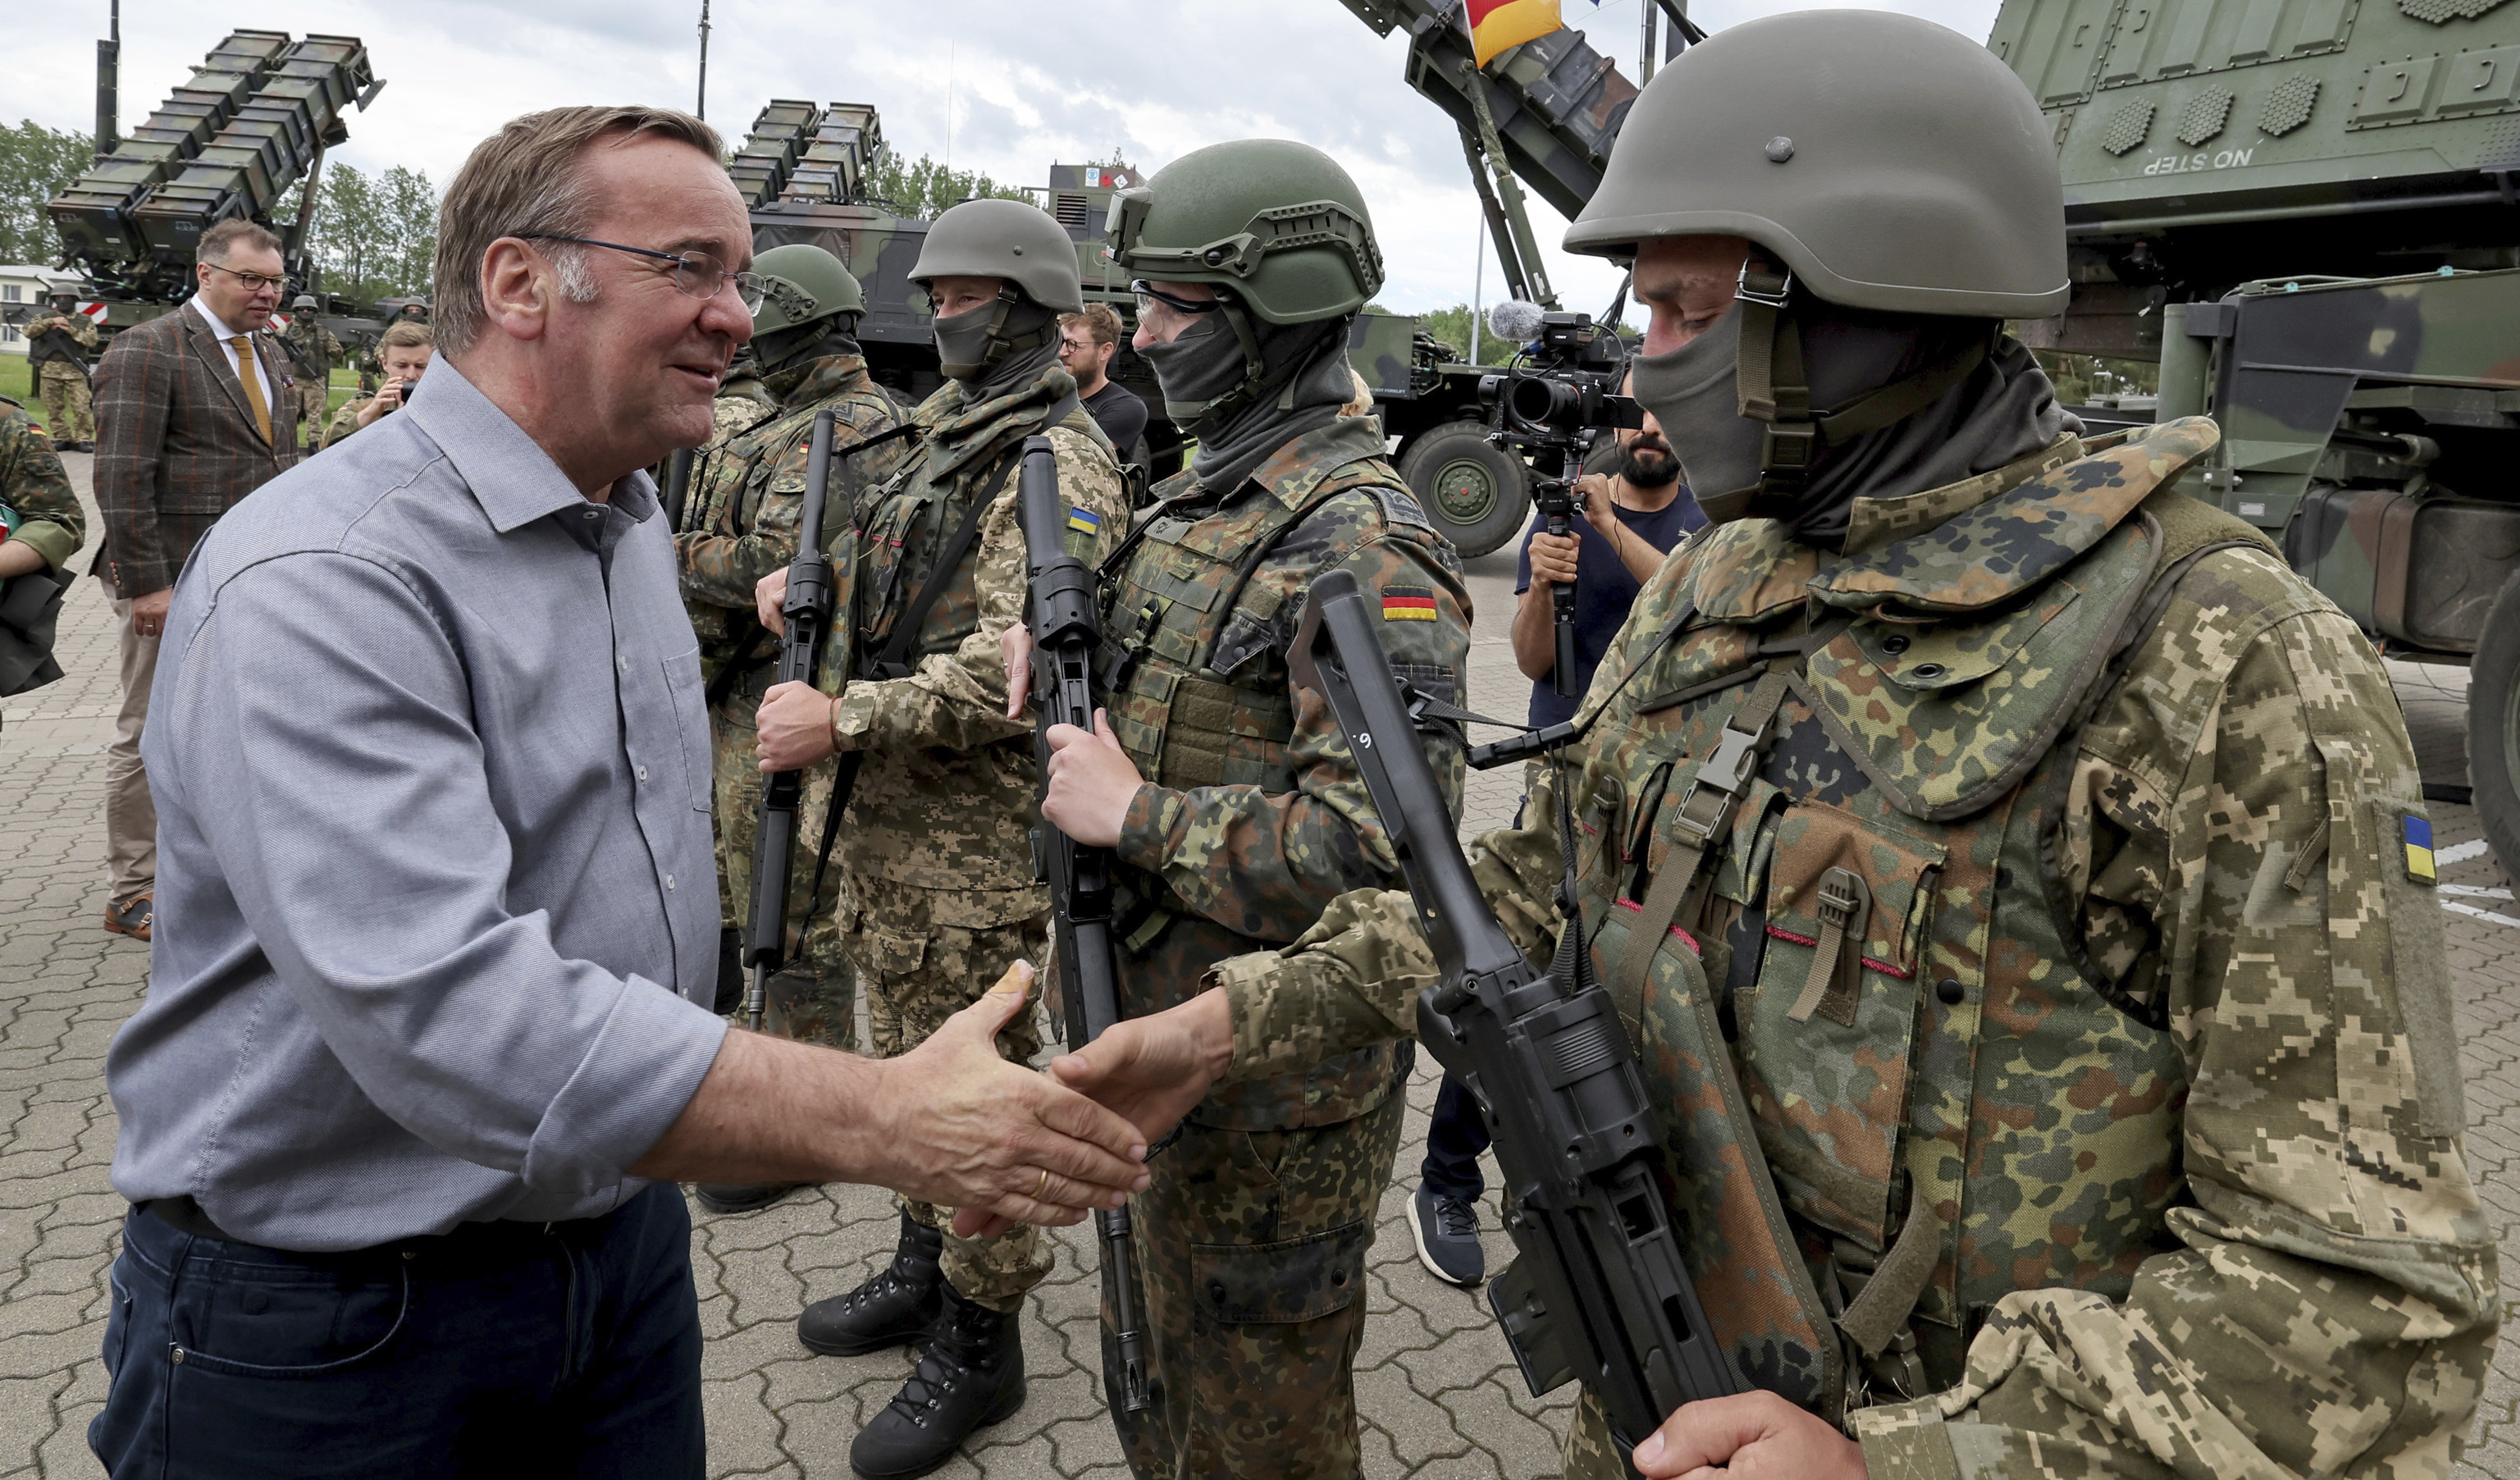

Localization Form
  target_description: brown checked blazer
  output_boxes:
[91,304,300,596]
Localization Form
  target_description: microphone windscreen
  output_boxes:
[1486,299,1546,343]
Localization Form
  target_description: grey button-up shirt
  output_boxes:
[107,358,729,1251]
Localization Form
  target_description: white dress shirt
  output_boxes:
[188,295,276,419]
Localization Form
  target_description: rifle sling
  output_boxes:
[798,394,1079,925]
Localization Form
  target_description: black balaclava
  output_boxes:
[1140,304,1356,496]
[932,289,1061,405]
[1629,298,2066,549]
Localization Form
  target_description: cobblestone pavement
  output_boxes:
[3,464,2514,1478]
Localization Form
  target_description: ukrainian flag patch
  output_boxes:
[2404,813,2437,883]
[1066,505,1102,538]
[1382,586,1438,621]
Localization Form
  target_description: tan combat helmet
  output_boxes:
[1564,8,2068,320]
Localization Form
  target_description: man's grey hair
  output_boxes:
[433,105,724,359]
[199,217,285,266]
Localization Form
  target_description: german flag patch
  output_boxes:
[1382,586,1438,621]
[2404,813,2437,883]
[1066,506,1102,538]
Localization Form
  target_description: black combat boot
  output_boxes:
[847,1285,1026,1480]
[798,1211,944,1356]
[693,1181,805,1214]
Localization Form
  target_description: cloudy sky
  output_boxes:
[3,0,2002,322]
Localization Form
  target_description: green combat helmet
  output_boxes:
[748,242,867,337]
[292,294,319,312]
[1564,8,2066,317]
[909,199,1081,380]
[1564,10,2070,520]
[1104,138,1384,422]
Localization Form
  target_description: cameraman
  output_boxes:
[1408,373,1701,1288]
[1511,375,1702,722]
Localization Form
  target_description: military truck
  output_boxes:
[719,98,1537,547]
[44,28,385,336]
[1987,0,2520,866]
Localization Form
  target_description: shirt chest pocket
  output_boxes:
[662,646,713,812]
[1735,800,1942,1251]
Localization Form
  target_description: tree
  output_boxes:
[0,121,97,267]
[865,152,1029,220]
[1084,144,1135,173]
[304,161,435,305]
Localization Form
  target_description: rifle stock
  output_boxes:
[1290,568,1737,1474]
[742,409,838,1031]
[1016,434,1151,1416]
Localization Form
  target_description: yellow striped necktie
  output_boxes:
[229,335,272,445]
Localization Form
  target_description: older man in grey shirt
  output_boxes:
[89,106,1149,1480]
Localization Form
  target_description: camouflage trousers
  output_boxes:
[39,367,90,445]
[825,869,1052,1314]
[1105,1094,1407,1479]
[295,379,328,450]
[710,685,852,1048]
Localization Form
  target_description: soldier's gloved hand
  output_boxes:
[1041,710,1143,847]
[756,680,838,771]
[1632,1391,1867,1480]
[884,962,1151,1228]
[754,567,789,637]
[1000,623,1034,720]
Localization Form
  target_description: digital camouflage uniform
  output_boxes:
[25,313,97,447]
[282,316,342,448]
[802,363,1127,1309]
[676,353,905,1045]
[1210,417,2495,1478]
[1094,413,1472,1479]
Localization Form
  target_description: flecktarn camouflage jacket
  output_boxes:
[1207,417,2497,1478]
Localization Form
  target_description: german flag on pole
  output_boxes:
[1465,0,1564,66]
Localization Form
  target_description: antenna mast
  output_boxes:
[696,1,712,120]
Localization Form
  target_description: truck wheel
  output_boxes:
[2468,569,2520,876]
[1399,423,1530,558]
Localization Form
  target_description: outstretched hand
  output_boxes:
[950,985,1235,1242]
[872,962,1152,1227]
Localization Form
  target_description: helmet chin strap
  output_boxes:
[1722,256,1994,523]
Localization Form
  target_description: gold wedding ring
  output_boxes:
[1034,1167,1050,1201]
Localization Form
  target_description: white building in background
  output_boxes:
[0,267,95,355]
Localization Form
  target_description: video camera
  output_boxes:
[1476,302,1642,697]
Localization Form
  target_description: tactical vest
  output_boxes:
[1097,448,1457,1131]
[1568,420,2269,1420]
[683,397,808,668]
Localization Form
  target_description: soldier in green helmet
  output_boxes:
[1049,13,2494,1480]
[994,137,1475,1479]
[675,241,912,1217]
[282,295,343,454]
[748,197,1129,1479]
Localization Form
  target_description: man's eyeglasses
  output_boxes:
[514,234,763,311]
[1129,280,1223,317]
[201,261,287,295]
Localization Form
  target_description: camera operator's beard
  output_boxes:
[1616,435,1682,489]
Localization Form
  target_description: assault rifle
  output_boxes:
[1014,432,1153,1416]
[742,409,840,1032]
[1290,567,1737,1474]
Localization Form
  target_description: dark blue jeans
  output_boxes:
[89,1184,704,1479]
[1420,1071,1492,1200]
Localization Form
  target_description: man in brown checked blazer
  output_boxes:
[90,217,300,940]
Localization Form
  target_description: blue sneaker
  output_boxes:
[1408,1183,1486,1286]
